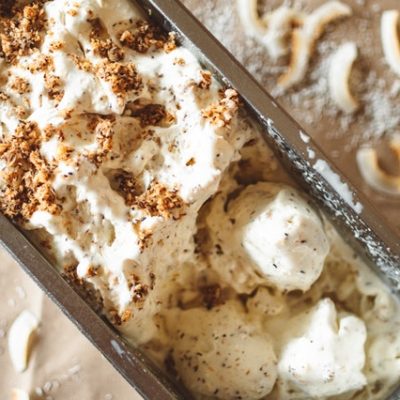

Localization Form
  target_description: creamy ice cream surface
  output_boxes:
[0,1,399,399]
[166,301,278,400]
[206,182,330,292]
[277,298,367,398]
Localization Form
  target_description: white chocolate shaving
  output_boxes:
[8,310,39,373]
[381,10,400,76]
[237,0,266,39]
[279,1,352,89]
[262,7,302,60]
[11,389,30,400]
[237,1,301,60]
[329,42,359,114]
[356,135,400,196]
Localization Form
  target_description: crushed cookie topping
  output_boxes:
[108,273,151,321]
[120,309,132,322]
[108,308,122,325]
[0,91,9,101]
[89,17,124,62]
[201,89,239,128]
[114,171,141,206]
[67,8,78,17]
[119,20,175,54]
[173,57,186,66]
[9,76,31,94]
[56,143,74,161]
[163,33,176,53]
[95,117,114,151]
[185,157,196,166]
[15,105,28,119]
[44,74,64,104]
[125,101,167,127]
[0,3,46,63]
[132,181,186,220]
[134,223,153,252]
[48,40,65,52]
[86,265,100,278]
[43,124,63,141]
[96,61,142,96]
[0,121,61,221]
[128,274,149,309]
[63,263,104,314]
[198,70,212,90]
[70,54,93,73]
[109,306,132,325]
[86,117,115,166]
[27,54,54,73]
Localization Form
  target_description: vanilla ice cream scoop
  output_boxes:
[166,301,277,400]
[278,298,367,398]
[230,183,329,292]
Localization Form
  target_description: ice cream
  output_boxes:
[277,298,367,398]
[206,182,330,292]
[0,1,400,399]
[166,301,277,400]
[0,0,250,344]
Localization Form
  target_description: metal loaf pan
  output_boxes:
[1,0,400,399]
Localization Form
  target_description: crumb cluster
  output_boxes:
[0,121,61,220]
[202,89,239,127]
[128,273,149,309]
[96,61,142,96]
[119,20,176,53]
[0,3,46,63]
[9,76,31,94]
[44,74,64,103]
[198,70,212,90]
[27,54,54,73]
[132,181,186,220]
[89,17,124,62]
[86,117,115,166]
[115,171,141,206]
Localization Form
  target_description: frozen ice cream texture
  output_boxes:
[206,183,330,294]
[228,183,330,292]
[0,0,399,399]
[167,301,278,400]
[278,298,367,398]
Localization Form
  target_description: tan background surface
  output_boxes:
[0,247,141,400]
[1,0,400,398]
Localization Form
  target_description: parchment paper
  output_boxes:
[0,247,141,400]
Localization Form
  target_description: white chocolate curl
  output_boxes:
[262,7,302,60]
[237,0,267,39]
[237,0,301,60]
[329,42,359,114]
[356,135,400,196]
[8,310,39,373]
[381,10,400,76]
[278,1,352,89]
